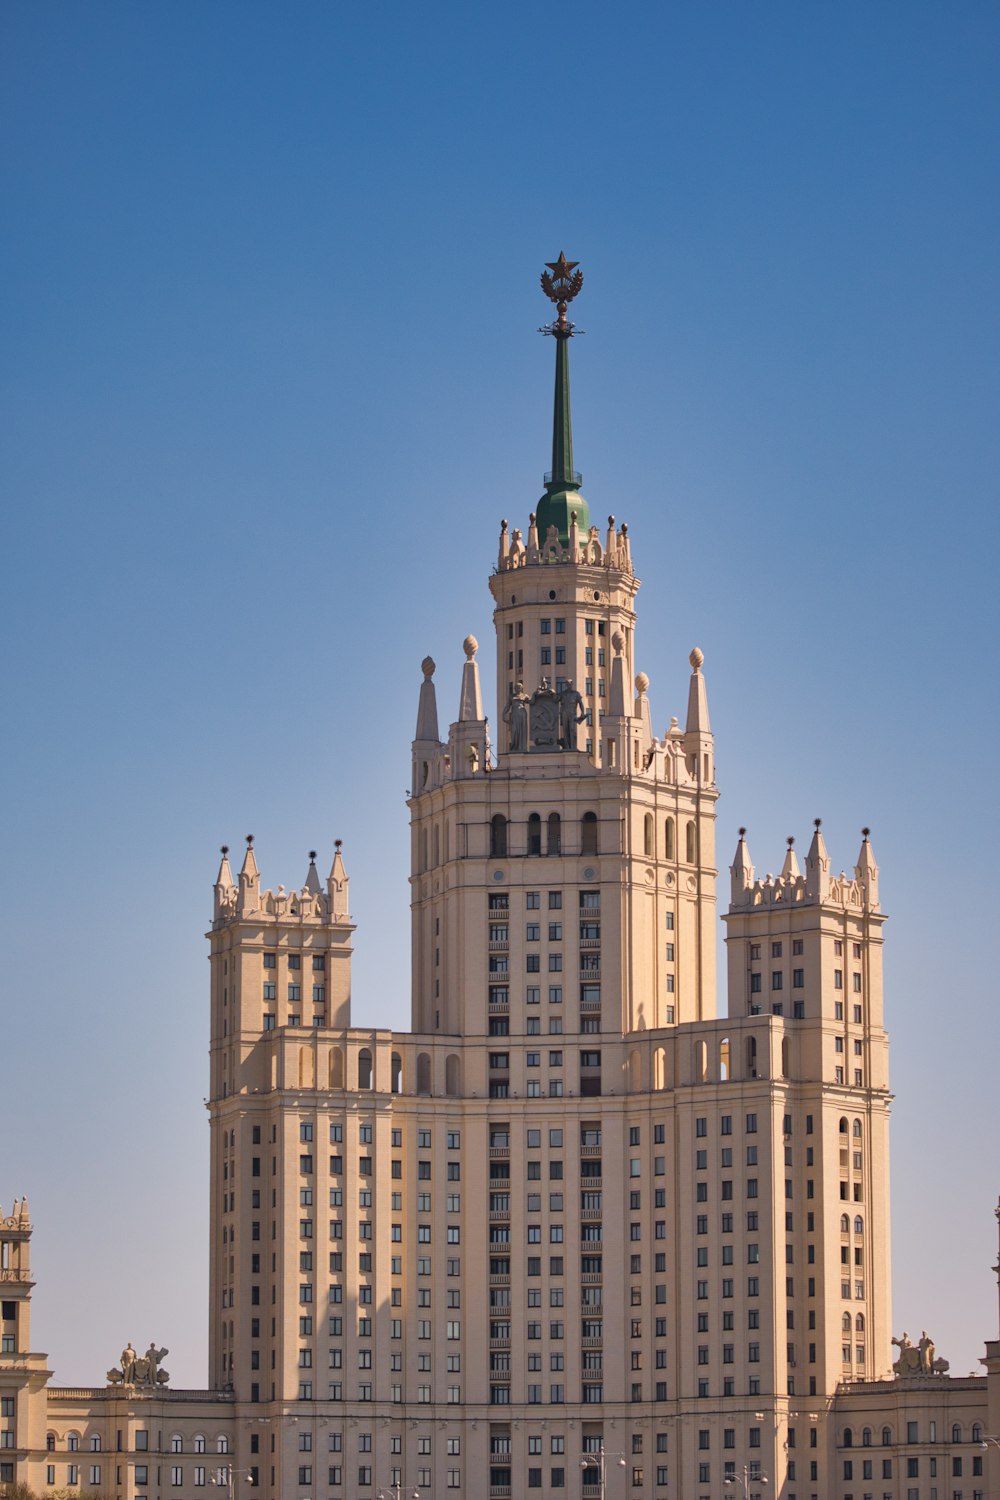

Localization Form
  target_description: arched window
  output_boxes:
[547,812,561,855]
[195,1437,206,1455]
[47,1435,56,1453]
[839,1116,849,1134]
[862,1428,872,1447]
[881,1427,892,1447]
[745,1036,758,1078]
[581,811,598,855]
[328,1047,344,1089]
[490,814,508,858]
[357,1047,373,1090]
[843,1428,853,1448]
[972,1424,983,1443]
[216,1438,229,1454]
[654,1046,667,1090]
[855,1313,865,1332]
[853,1118,863,1138]
[68,1434,79,1453]
[842,1313,852,1331]
[695,1040,708,1083]
[446,1054,461,1097]
[781,1036,790,1078]
[686,820,696,863]
[840,1214,850,1232]
[951,1424,962,1443]
[416,1053,431,1095]
[665,818,675,859]
[527,813,541,856]
[170,1435,183,1454]
[390,1052,402,1094]
[719,1037,730,1081]
[854,1215,864,1235]
[644,813,654,857]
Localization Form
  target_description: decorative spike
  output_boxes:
[304,851,322,897]
[414,657,440,743]
[327,841,349,920]
[730,828,755,904]
[805,819,831,903]
[780,835,801,881]
[685,647,711,734]
[458,636,484,722]
[854,827,879,909]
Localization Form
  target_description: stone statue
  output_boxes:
[893,1330,949,1377]
[503,682,530,753]
[107,1340,170,1387]
[144,1342,169,1385]
[558,680,586,750]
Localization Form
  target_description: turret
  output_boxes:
[213,845,235,920]
[730,827,755,904]
[854,826,880,909]
[804,817,830,902]
[412,655,443,794]
[448,636,488,777]
[683,646,714,784]
[780,834,801,881]
[236,834,259,915]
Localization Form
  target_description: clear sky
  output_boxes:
[2,1,998,1389]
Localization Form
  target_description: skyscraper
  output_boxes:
[2,258,995,1500]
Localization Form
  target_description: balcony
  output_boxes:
[581,1336,603,1349]
[581,1272,603,1285]
[580,1143,601,1157]
[489,1272,511,1286]
[488,998,509,1013]
[579,965,601,980]
[580,996,601,1011]
[489,1337,511,1350]
[489,1146,511,1159]
[488,940,510,953]
[579,937,601,950]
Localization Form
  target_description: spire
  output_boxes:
[458,636,484,722]
[634,672,653,749]
[214,844,235,919]
[608,631,627,716]
[685,647,711,734]
[730,827,755,904]
[780,836,801,881]
[304,851,322,897]
[415,656,440,742]
[854,827,880,909]
[536,253,590,545]
[327,840,349,920]
[804,819,830,902]
[215,846,234,890]
[237,834,259,916]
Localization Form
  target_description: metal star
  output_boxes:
[545,252,579,281]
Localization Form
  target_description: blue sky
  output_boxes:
[2,1,998,1387]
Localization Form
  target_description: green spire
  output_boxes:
[536,253,590,547]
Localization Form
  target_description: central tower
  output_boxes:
[409,257,719,1044]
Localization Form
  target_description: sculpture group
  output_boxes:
[892,1330,949,1377]
[504,679,586,753]
[107,1341,170,1387]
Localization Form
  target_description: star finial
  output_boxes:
[540,251,584,338]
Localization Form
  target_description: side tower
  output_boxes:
[409,254,719,1045]
[0,1199,50,1489]
[723,823,891,1471]
[207,839,356,1395]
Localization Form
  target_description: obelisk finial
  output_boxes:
[536,254,588,546]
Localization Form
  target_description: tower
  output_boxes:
[201,258,903,1500]
[0,1199,50,1485]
